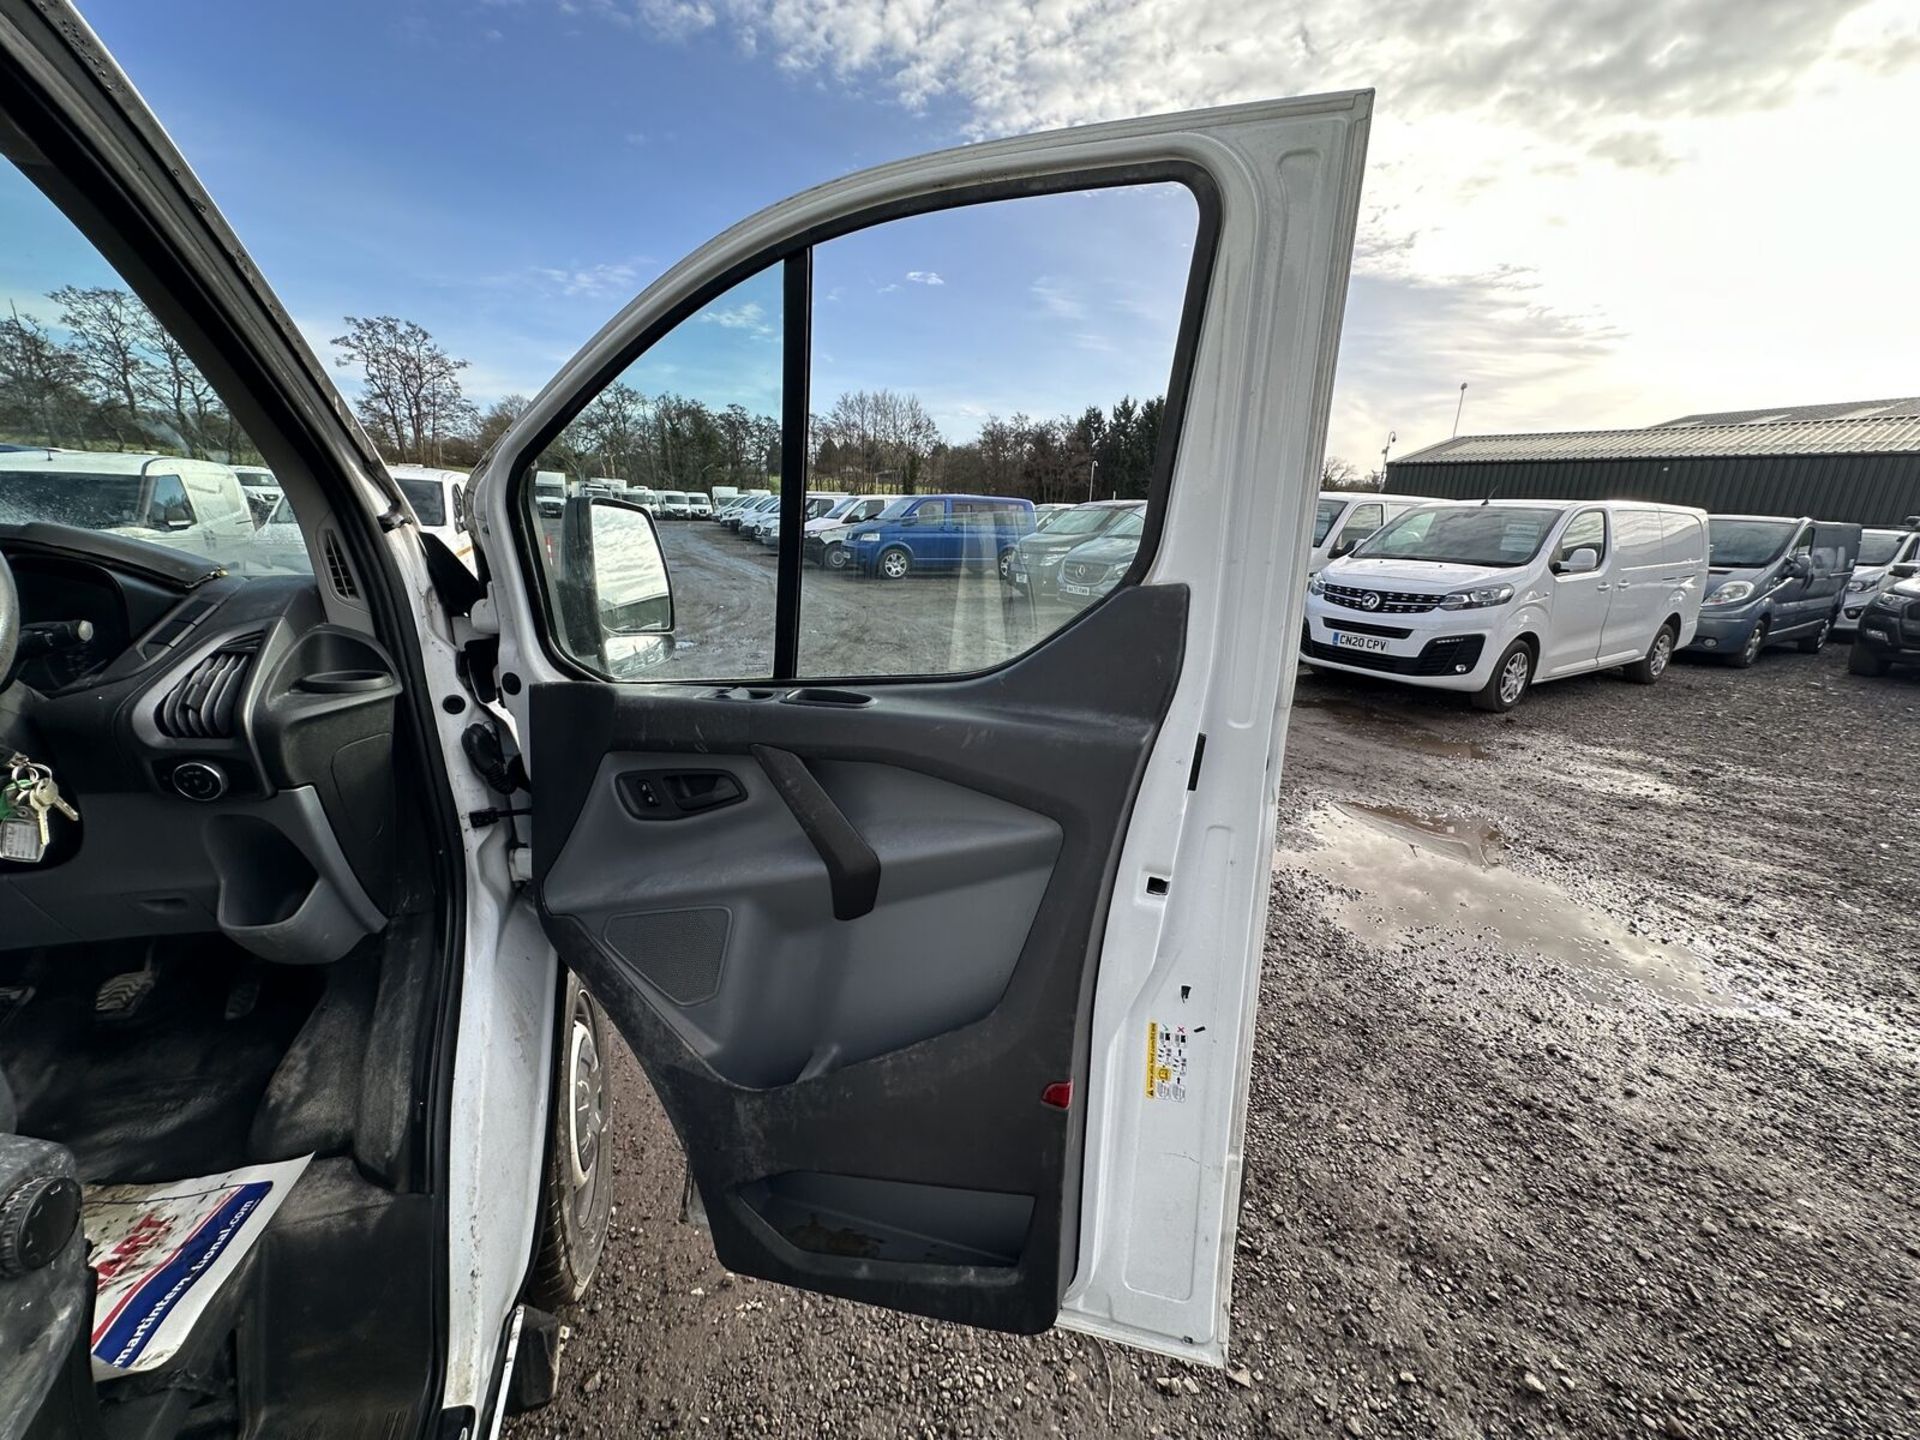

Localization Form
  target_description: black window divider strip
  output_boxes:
[773,249,812,679]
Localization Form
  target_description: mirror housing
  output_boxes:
[556,496,674,678]
[1785,554,1812,580]
[1559,546,1600,575]
[1891,561,1919,581]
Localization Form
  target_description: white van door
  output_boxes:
[476,94,1372,1365]
[1541,507,1612,675]
[1599,507,1668,663]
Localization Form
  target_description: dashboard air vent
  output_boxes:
[156,635,263,740]
[322,530,359,600]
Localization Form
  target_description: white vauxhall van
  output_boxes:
[1304,499,1708,710]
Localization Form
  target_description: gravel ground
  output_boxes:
[510,624,1920,1439]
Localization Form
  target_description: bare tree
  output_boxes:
[0,304,89,446]
[332,315,475,464]
[51,285,155,445]
[1321,455,1375,491]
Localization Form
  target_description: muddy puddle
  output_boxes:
[1292,695,1493,762]
[1280,801,1748,1011]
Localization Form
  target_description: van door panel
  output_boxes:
[1599,508,1667,662]
[1544,509,1611,674]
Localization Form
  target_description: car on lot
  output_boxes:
[1007,499,1144,598]
[1055,505,1148,608]
[391,464,476,572]
[686,492,712,518]
[1304,500,1709,711]
[1308,491,1435,578]
[1836,523,1920,635]
[0,449,257,558]
[847,494,1036,579]
[1848,558,1920,675]
[0,15,1367,1436]
[659,490,692,519]
[803,494,901,570]
[1688,515,1861,665]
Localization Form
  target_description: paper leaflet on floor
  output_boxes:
[82,1154,312,1378]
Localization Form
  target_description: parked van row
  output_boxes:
[1302,498,1907,709]
[714,491,1042,578]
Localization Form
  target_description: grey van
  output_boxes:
[1689,515,1862,665]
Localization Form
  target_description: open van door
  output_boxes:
[476,95,1370,1365]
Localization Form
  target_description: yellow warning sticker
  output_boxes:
[1145,1020,1190,1102]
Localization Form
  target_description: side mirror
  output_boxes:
[1786,555,1812,580]
[557,497,674,678]
[1559,546,1599,575]
[1891,562,1919,581]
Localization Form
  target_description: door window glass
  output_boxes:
[0,154,300,572]
[524,182,1200,682]
[529,265,783,680]
[1334,503,1382,553]
[1556,510,1608,568]
[799,182,1198,677]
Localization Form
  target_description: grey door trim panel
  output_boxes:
[530,582,1188,1332]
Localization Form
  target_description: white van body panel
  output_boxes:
[1304,490,1436,577]
[1305,500,1708,695]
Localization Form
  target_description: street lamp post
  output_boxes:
[1452,382,1469,438]
[1088,458,1098,503]
[1380,429,1397,474]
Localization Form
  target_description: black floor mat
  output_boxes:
[0,940,322,1183]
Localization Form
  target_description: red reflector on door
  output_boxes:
[1041,1082,1073,1110]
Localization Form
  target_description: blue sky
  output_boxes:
[48,2,1194,446]
[22,1,1920,467]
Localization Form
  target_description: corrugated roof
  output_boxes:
[1394,414,1920,465]
[1656,396,1920,427]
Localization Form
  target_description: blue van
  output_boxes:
[846,494,1037,579]
[1689,515,1862,665]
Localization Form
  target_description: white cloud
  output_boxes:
[584,0,1920,464]
[698,298,774,334]
[905,270,945,285]
[529,260,644,298]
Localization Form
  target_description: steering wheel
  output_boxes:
[0,548,17,686]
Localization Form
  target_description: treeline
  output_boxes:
[3,295,1166,501]
[547,385,1167,502]
[0,290,260,461]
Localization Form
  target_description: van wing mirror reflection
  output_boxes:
[557,495,675,678]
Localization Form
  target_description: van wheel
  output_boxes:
[1727,618,1767,668]
[1848,643,1890,677]
[823,542,849,571]
[997,547,1016,581]
[1473,640,1533,712]
[1797,616,1831,654]
[1625,623,1676,684]
[526,973,614,1309]
[878,546,912,580]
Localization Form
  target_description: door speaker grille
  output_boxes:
[602,908,730,1006]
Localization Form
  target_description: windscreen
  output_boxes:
[1354,506,1557,567]
[1857,531,1906,567]
[1708,518,1797,568]
[1313,498,1344,545]
[1042,506,1129,538]
[0,470,148,528]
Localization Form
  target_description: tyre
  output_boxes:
[877,546,912,580]
[823,541,849,571]
[1472,639,1533,712]
[1625,622,1677,684]
[1848,643,1890,677]
[1726,618,1767,669]
[525,973,614,1309]
[997,547,1016,581]
[1797,616,1832,654]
